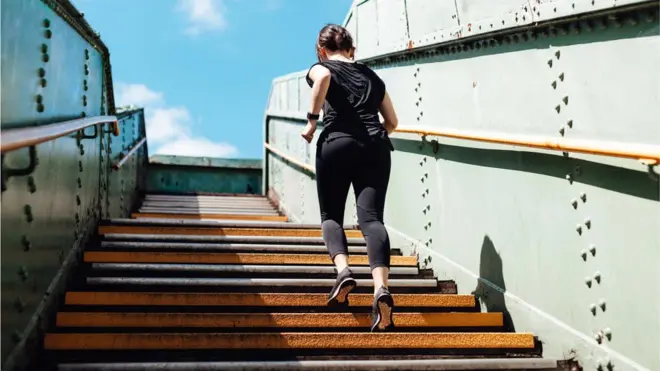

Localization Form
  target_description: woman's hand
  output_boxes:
[301,120,317,143]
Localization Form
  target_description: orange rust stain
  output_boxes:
[44,332,535,350]
[132,213,288,222]
[98,225,363,239]
[83,252,416,266]
[57,312,503,328]
[65,292,475,307]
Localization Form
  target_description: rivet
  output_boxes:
[76,195,81,206]
[40,78,48,87]
[555,105,561,113]
[43,18,51,28]
[603,327,612,340]
[594,271,601,283]
[79,160,83,172]
[559,72,565,81]
[567,119,573,128]
[27,176,36,193]
[584,217,591,228]
[598,299,606,311]
[566,173,573,182]
[551,81,557,89]
[594,331,603,344]
[37,102,45,112]
[45,29,52,38]
[41,43,48,54]
[38,68,46,77]
[559,127,565,136]
[36,94,43,103]
[548,59,553,67]
[589,244,596,256]
[576,224,582,235]
[555,50,561,59]
[571,199,578,208]
[24,205,33,223]
[77,177,82,188]
[563,96,569,105]
[589,303,597,315]
[580,249,588,261]
[42,53,50,63]
[21,235,31,251]
[18,266,29,281]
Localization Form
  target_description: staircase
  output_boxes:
[43,193,559,370]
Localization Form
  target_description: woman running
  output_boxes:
[301,24,399,332]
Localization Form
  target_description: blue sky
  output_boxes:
[71,0,353,159]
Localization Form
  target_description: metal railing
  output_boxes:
[113,137,147,170]
[0,116,119,153]
[264,111,660,164]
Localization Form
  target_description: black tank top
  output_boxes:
[306,60,391,147]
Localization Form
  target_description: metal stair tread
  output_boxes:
[105,218,359,230]
[44,332,536,350]
[55,312,504,328]
[99,241,377,254]
[89,263,419,275]
[56,358,559,370]
[85,277,438,287]
[102,234,367,245]
[98,225,364,238]
[64,292,474,307]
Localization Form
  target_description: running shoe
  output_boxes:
[370,286,395,331]
[327,267,357,306]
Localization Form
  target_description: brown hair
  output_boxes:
[316,24,354,61]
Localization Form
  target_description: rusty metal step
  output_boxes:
[54,312,503,329]
[132,213,288,222]
[98,241,382,254]
[88,263,418,275]
[56,358,559,370]
[83,252,416,266]
[44,332,536,350]
[98,225,363,239]
[103,218,360,230]
[102,234,367,245]
[63,292,471,308]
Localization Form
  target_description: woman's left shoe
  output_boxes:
[370,286,395,332]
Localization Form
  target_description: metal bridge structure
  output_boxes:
[1,0,659,370]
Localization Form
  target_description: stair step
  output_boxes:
[44,332,536,350]
[132,213,288,222]
[89,263,419,275]
[56,358,558,370]
[143,195,271,203]
[137,208,281,216]
[65,292,473,307]
[84,252,416,266]
[103,234,366,245]
[105,218,359,230]
[98,225,363,238]
[99,241,376,254]
[140,201,275,208]
[85,277,438,288]
[55,312,502,328]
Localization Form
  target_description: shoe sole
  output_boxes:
[371,293,395,332]
[328,278,357,305]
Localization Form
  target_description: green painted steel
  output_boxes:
[265,2,660,371]
[0,1,145,369]
[145,155,262,195]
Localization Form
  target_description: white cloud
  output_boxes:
[177,0,227,36]
[115,83,163,107]
[115,83,238,158]
[155,136,238,157]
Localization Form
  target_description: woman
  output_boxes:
[301,24,399,332]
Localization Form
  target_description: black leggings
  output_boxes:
[316,135,392,270]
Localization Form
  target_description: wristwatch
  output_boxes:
[307,112,320,120]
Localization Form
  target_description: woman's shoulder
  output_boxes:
[305,62,332,87]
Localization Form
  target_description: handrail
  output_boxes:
[263,142,315,173]
[0,115,118,153]
[395,125,660,163]
[113,137,147,170]
[264,111,660,164]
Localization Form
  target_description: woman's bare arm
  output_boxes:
[301,64,331,143]
[380,91,398,135]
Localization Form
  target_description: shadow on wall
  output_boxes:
[393,138,658,201]
[472,235,516,333]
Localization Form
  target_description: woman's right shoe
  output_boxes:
[327,267,357,306]
[370,286,395,332]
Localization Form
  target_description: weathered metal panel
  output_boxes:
[405,0,460,46]
[0,0,104,128]
[355,0,379,60]
[266,4,660,371]
[375,0,408,51]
